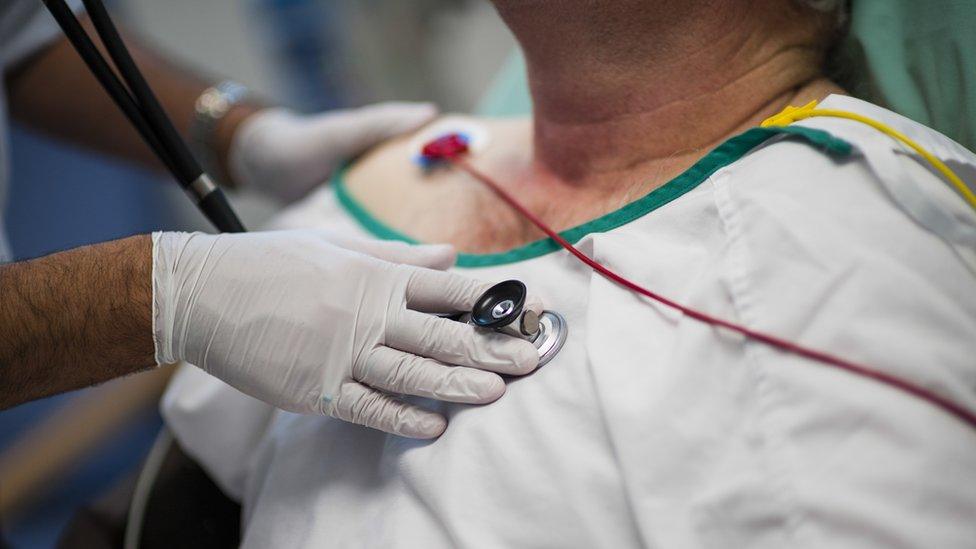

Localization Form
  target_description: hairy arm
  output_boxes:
[3,16,259,184]
[0,235,155,409]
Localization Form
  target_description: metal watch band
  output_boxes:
[190,80,249,186]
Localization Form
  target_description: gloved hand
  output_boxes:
[228,102,437,203]
[151,230,540,438]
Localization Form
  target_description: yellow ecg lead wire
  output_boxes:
[762,100,976,214]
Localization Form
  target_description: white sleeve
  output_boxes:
[0,0,84,69]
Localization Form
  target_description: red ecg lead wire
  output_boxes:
[421,133,976,432]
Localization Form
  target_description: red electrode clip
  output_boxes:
[421,133,470,163]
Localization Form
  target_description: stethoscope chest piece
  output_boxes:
[469,280,567,368]
[532,310,567,367]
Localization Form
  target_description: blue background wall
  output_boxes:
[0,127,182,549]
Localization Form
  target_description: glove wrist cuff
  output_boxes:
[151,231,194,365]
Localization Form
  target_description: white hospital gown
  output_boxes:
[163,95,976,548]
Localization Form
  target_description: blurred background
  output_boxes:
[0,1,516,546]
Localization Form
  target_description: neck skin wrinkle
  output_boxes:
[493,0,845,186]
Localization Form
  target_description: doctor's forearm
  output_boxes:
[0,235,155,410]
[4,18,259,185]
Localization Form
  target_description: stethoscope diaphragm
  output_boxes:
[530,310,567,367]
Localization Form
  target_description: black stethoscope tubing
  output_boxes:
[41,0,246,233]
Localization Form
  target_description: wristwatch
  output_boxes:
[190,81,250,186]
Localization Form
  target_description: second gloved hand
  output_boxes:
[151,230,540,438]
[229,102,437,203]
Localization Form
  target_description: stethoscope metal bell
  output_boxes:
[465,280,567,368]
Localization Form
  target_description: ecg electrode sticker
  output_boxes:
[409,116,491,167]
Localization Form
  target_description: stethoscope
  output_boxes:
[43,0,570,367]
[43,0,245,233]
[455,280,567,368]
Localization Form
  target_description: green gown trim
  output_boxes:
[333,125,850,268]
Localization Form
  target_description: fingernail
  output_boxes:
[404,414,446,439]
[416,243,456,258]
[414,243,456,270]
[474,373,506,403]
[421,415,448,438]
[412,103,439,121]
[505,341,540,374]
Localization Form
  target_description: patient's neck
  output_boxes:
[494,0,843,184]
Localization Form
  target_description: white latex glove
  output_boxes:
[229,102,437,203]
[152,230,540,438]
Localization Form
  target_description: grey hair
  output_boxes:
[796,0,849,27]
